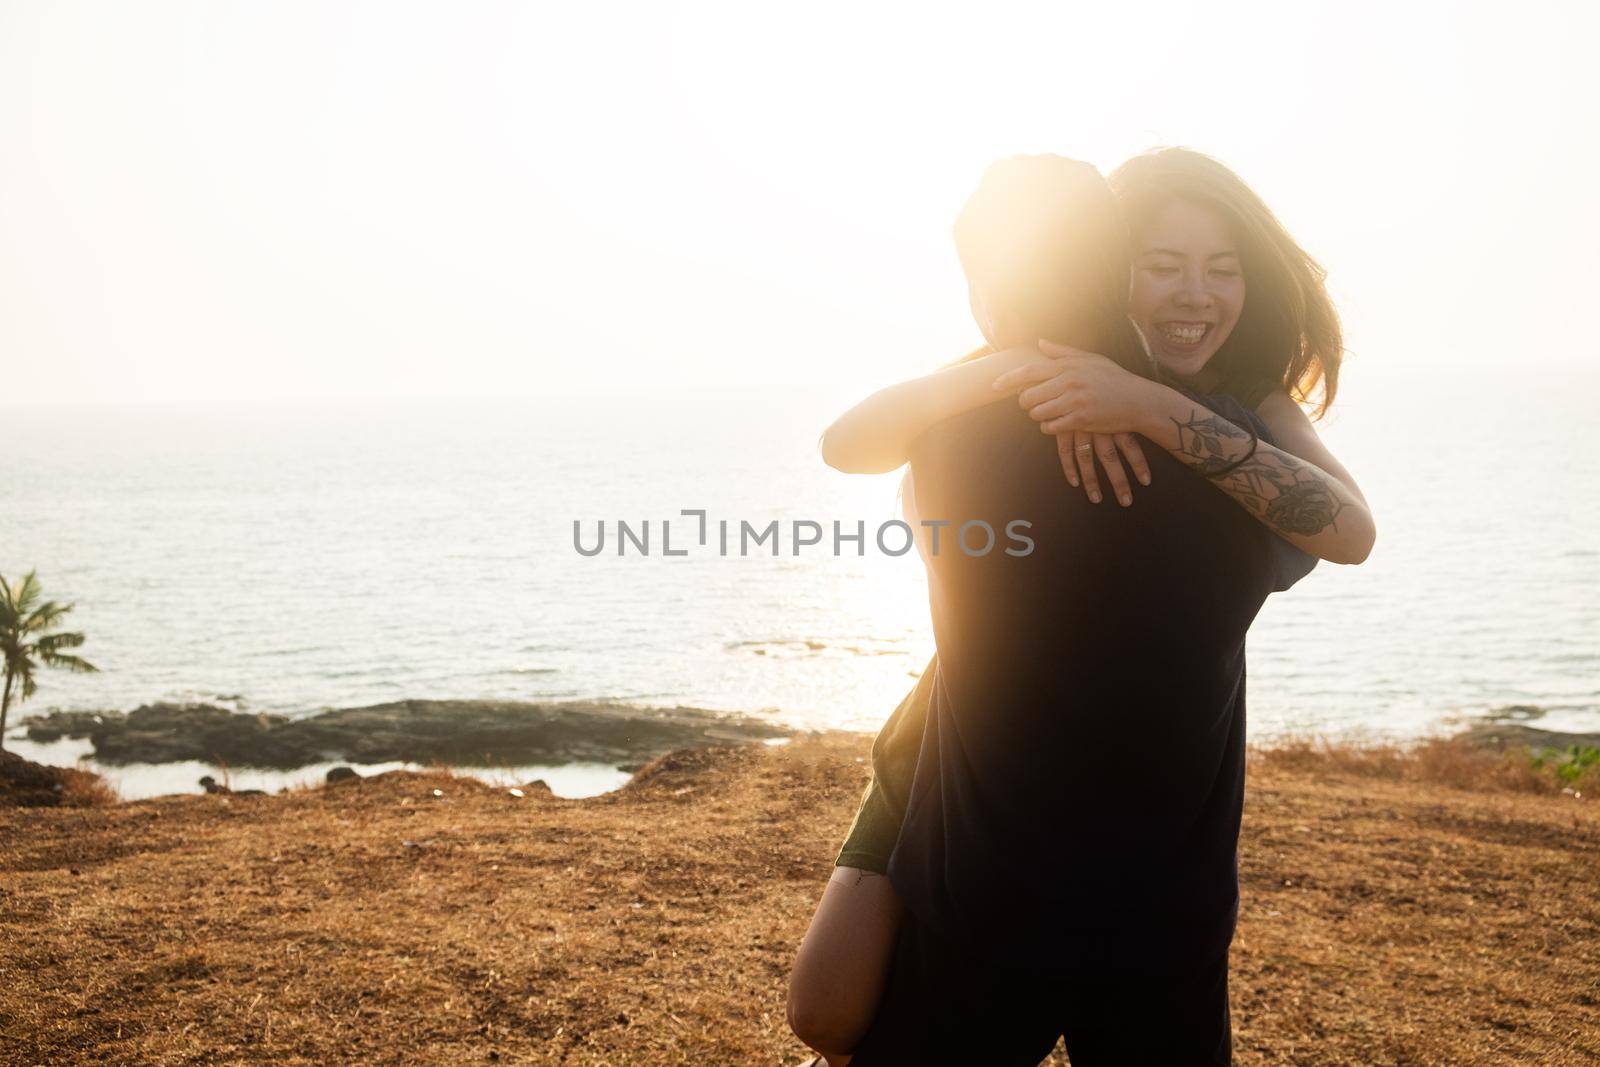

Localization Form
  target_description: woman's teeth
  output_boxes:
[1159,322,1210,347]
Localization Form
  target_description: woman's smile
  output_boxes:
[1154,319,1214,350]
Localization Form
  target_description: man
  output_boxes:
[846,386,1312,1066]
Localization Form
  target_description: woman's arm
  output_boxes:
[1252,389,1369,509]
[1134,385,1375,565]
[819,348,1035,474]
[994,349,1376,565]
[821,348,1154,501]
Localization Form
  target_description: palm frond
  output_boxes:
[22,600,73,634]
[39,651,98,674]
[35,631,87,653]
[10,571,42,618]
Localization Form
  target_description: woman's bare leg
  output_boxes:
[787,865,905,1065]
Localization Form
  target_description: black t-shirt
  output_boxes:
[887,391,1311,976]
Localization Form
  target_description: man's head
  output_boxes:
[952,155,1133,355]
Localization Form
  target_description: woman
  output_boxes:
[787,148,1374,1066]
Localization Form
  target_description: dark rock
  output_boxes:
[1456,723,1600,754]
[0,749,106,807]
[325,766,360,784]
[1,749,67,802]
[23,709,124,744]
[22,698,790,772]
[196,775,265,797]
[1484,704,1547,722]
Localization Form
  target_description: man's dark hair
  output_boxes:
[949,155,1161,381]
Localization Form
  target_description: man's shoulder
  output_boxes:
[922,394,1032,441]
[906,397,1054,524]
[909,397,1038,470]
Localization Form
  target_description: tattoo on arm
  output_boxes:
[1170,411,1349,536]
[1171,412,1251,476]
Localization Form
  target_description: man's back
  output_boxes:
[888,392,1288,974]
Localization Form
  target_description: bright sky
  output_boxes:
[1,0,1595,405]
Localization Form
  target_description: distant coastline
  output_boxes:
[5,697,791,800]
[5,695,1597,805]
[15,697,790,769]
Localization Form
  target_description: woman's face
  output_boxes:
[1128,199,1246,379]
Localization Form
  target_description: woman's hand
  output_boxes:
[1049,429,1151,507]
[992,341,1163,433]
[992,342,1160,506]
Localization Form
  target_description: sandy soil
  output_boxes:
[1,732,1596,1065]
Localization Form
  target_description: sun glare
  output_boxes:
[0,2,1594,406]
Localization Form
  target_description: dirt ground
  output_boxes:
[1,732,1596,1065]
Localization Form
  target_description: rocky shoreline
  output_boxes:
[17,698,1600,779]
[17,698,791,772]
[1451,721,1600,753]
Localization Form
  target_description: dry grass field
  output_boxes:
[1,732,1597,1065]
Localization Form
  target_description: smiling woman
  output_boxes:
[1128,200,1246,379]
[1111,147,1345,417]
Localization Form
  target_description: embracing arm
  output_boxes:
[1134,385,1376,565]
[995,347,1376,565]
[818,348,1035,474]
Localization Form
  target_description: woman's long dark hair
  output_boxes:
[940,155,1164,384]
[1109,147,1345,417]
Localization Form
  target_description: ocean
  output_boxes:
[2,363,1596,796]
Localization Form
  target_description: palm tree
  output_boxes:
[0,570,99,751]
